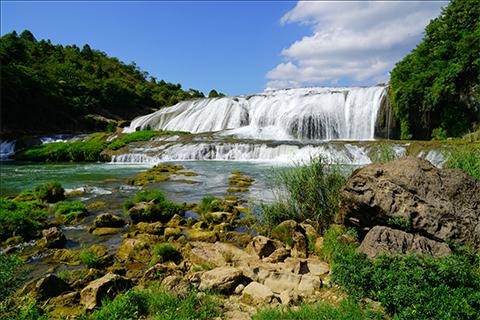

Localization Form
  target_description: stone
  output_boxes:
[38,227,66,249]
[198,266,248,294]
[246,236,277,258]
[186,230,218,242]
[92,227,121,236]
[161,275,190,296]
[357,226,452,258]
[340,157,480,250]
[32,274,70,300]
[116,238,151,262]
[164,227,183,239]
[209,211,234,223]
[166,214,185,227]
[128,201,153,223]
[135,222,164,235]
[241,282,274,305]
[297,274,322,295]
[218,231,252,247]
[143,263,177,282]
[92,213,125,228]
[306,259,329,277]
[80,273,131,309]
[264,272,302,294]
[263,247,290,263]
[189,242,226,267]
[234,284,245,295]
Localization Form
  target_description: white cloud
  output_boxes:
[266,1,447,89]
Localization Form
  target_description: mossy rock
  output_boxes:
[135,221,164,235]
[50,249,81,265]
[86,201,107,210]
[227,187,249,193]
[92,227,122,236]
[185,230,218,243]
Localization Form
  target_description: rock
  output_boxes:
[234,284,245,295]
[357,226,452,258]
[48,291,79,306]
[92,227,121,236]
[164,227,183,240]
[340,157,480,249]
[143,263,177,282]
[209,211,234,223]
[193,221,209,229]
[218,231,252,247]
[246,236,277,258]
[116,237,152,262]
[292,260,310,275]
[80,273,131,309]
[297,274,322,295]
[264,272,302,294]
[271,221,308,258]
[51,249,80,265]
[38,227,66,249]
[186,230,218,242]
[166,214,185,227]
[135,222,164,235]
[32,274,70,300]
[241,282,274,305]
[189,242,226,267]
[263,247,290,263]
[279,290,300,305]
[92,213,125,228]
[161,275,190,296]
[199,266,249,294]
[306,259,329,277]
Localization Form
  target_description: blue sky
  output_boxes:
[1,1,446,95]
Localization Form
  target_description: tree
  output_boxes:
[208,89,226,98]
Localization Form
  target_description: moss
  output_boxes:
[86,201,107,210]
[227,174,254,187]
[34,181,65,203]
[54,200,88,223]
[152,243,182,264]
[227,187,249,193]
[108,130,190,150]
[126,164,198,186]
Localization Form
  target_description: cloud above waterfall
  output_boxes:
[266,1,448,89]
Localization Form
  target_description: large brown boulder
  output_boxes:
[340,157,480,249]
[357,226,451,258]
[80,273,131,309]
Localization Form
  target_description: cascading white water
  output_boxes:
[125,86,387,141]
[0,140,16,160]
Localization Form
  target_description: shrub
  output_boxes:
[54,200,88,223]
[253,299,382,320]
[153,243,182,264]
[444,144,480,180]
[124,190,183,223]
[79,250,100,269]
[34,180,65,203]
[431,127,448,140]
[0,254,23,301]
[0,199,47,242]
[197,195,223,213]
[328,225,480,320]
[261,157,346,232]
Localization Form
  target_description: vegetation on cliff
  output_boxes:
[0,30,218,134]
[389,0,480,139]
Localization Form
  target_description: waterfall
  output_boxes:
[125,86,388,141]
[0,140,16,160]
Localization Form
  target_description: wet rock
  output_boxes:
[340,157,480,250]
[209,211,234,223]
[193,221,209,229]
[80,273,132,309]
[164,227,183,240]
[92,227,121,236]
[37,227,66,249]
[358,226,452,258]
[135,221,164,235]
[242,282,274,305]
[199,266,249,294]
[92,213,125,228]
[51,249,80,265]
[166,214,185,228]
[246,236,277,258]
[127,201,154,223]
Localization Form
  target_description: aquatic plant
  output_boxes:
[54,200,88,223]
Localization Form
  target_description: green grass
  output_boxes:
[371,144,397,163]
[79,250,100,269]
[124,190,183,223]
[33,180,65,203]
[153,243,182,264]
[444,144,480,180]
[253,299,382,320]
[16,140,108,162]
[325,225,480,320]
[85,286,220,320]
[261,157,346,232]
[108,130,189,150]
[54,200,88,223]
[0,199,48,243]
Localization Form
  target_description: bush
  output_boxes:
[0,254,23,301]
[85,286,220,320]
[153,243,182,264]
[253,299,382,320]
[34,180,65,203]
[197,195,222,213]
[0,199,47,242]
[124,190,183,223]
[431,127,448,140]
[328,224,480,320]
[444,144,480,180]
[54,200,88,223]
[79,250,100,269]
[261,157,346,232]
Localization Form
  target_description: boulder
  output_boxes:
[357,226,451,258]
[198,266,249,294]
[246,236,277,258]
[38,227,66,249]
[297,274,322,295]
[340,157,480,249]
[186,230,217,242]
[161,275,190,296]
[92,213,125,228]
[263,247,290,263]
[241,282,274,305]
[271,221,307,258]
[135,222,164,235]
[92,227,121,236]
[263,272,302,294]
[80,273,131,309]
[32,274,71,300]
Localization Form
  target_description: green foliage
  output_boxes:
[261,157,346,232]
[124,190,183,223]
[253,299,382,320]
[108,130,189,150]
[0,30,207,134]
[79,250,100,269]
[389,0,480,139]
[153,243,182,264]
[319,225,357,263]
[208,89,225,98]
[462,128,480,142]
[33,180,65,202]
[328,225,480,320]
[198,195,222,213]
[386,216,413,232]
[444,144,480,179]
[371,144,397,163]
[431,127,448,140]
[85,286,220,320]
[54,200,88,223]
[17,140,107,162]
[0,199,47,242]
[0,254,23,301]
